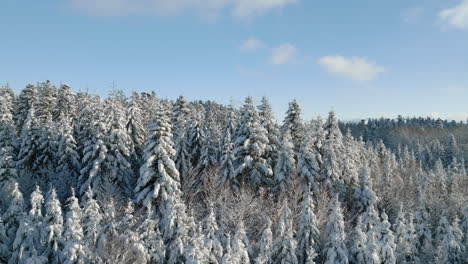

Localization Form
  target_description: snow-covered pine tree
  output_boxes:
[231,222,250,263]
[55,116,80,200]
[134,102,180,208]
[296,129,320,194]
[103,99,134,195]
[14,84,37,135]
[9,186,46,264]
[0,141,18,202]
[341,129,359,186]
[399,213,420,264]
[187,121,204,168]
[443,134,460,167]
[42,189,63,264]
[172,97,192,186]
[364,229,380,264]
[139,206,165,263]
[61,190,87,264]
[17,108,41,174]
[323,195,348,264]
[78,116,108,196]
[134,103,189,262]
[274,131,296,193]
[0,85,15,126]
[320,111,344,194]
[232,97,272,191]
[348,216,366,264]
[36,80,57,123]
[282,99,305,156]
[81,187,102,262]
[190,124,218,198]
[297,191,320,264]
[2,180,24,251]
[202,206,223,263]
[438,217,464,264]
[435,215,450,245]
[217,128,235,190]
[377,211,396,264]
[255,216,273,264]
[29,186,45,253]
[258,96,280,166]
[353,166,378,215]
[414,184,433,262]
[126,92,146,158]
[272,201,298,264]
[0,216,9,263]
[53,84,75,122]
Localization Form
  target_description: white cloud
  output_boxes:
[270,43,297,65]
[233,0,296,18]
[68,0,296,18]
[240,37,264,51]
[401,7,423,24]
[438,0,468,29]
[317,55,385,82]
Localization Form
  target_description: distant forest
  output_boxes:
[0,81,466,264]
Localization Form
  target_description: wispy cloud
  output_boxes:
[317,55,385,82]
[68,0,297,19]
[270,43,297,65]
[240,37,264,52]
[401,7,423,24]
[438,0,468,29]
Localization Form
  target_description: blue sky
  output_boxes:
[1,0,468,121]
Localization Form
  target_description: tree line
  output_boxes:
[0,81,466,263]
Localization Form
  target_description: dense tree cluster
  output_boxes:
[0,82,467,263]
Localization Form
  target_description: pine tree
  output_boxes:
[377,211,396,264]
[232,97,272,190]
[296,130,320,194]
[36,80,57,123]
[353,166,378,215]
[255,217,273,264]
[0,216,10,263]
[274,131,296,193]
[348,217,366,264]
[282,99,305,155]
[258,96,280,166]
[400,213,420,263]
[341,129,359,186]
[15,84,38,135]
[217,129,235,190]
[414,185,433,262]
[190,125,218,197]
[29,186,45,253]
[9,186,46,264]
[126,92,146,157]
[61,190,87,264]
[104,100,134,194]
[231,222,250,263]
[202,206,223,264]
[53,84,75,122]
[320,111,344,194]
[272,201,298,264]
[364,229,380,264]
[139,207,165,263]
[2,180,24,250]
[297,191,320,264]
[55,116,80,200]
[43,189,63,264]
[81,187,102,261]
[78,119,108,196]
[324,195,348,264]
[134,103,180,209]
